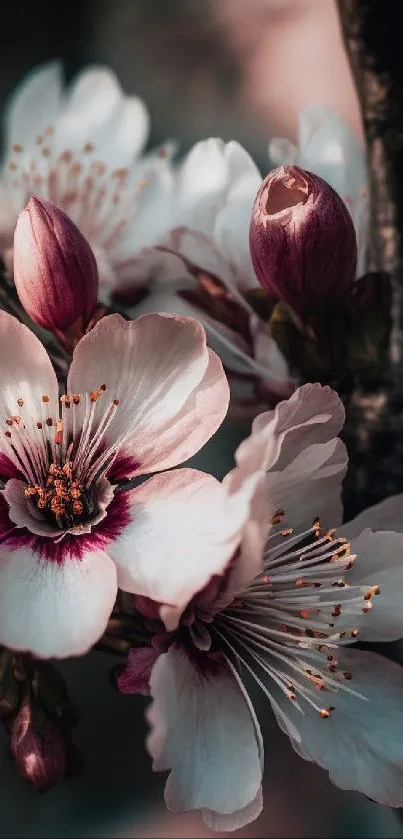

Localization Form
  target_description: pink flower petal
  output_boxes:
[0,311,58,432]
[68,313,229,477]
[108,468,252,617]
[251,383,345,471]
[147,646,263,830]
[117,647,160,695]
[0,546,117,657]
[236,383,347,530]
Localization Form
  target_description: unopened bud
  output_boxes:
[14,196,98,346]
[249,165,357,317]
[10,698,65,790]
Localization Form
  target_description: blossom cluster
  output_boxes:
[0,61,401,833]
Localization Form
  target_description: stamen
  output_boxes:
[24,460,89,530]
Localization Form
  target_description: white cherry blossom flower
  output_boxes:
[120,384,403,831]
[0,309,231,658]
[0,62,174,300]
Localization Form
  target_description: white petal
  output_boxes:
[235,384,347,529]
[251,384,345,470]
[268,137,298,167]
[298,105,366,204]
[214,173,261,285]
[340,495,403,539]
[284,648,403,807]
[68,313,229,476]
[109,468,251,613]
[342,529,403,642]
[174,139,229,236]
[111,164,174,259]
[54,66,123,150]
[0,311,58,430]
[92,95,149,166]
[224,140,261,183]
[4,62,63,153]
[147,646,263,829]
[0,546,117,658]
[264,438,348,531]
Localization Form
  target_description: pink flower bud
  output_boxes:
[14,196,98,340]
[249,165,357,316]
[11,700,65,790]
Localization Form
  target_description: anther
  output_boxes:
[112,168,128,179]
[42,395,50,403]
[55,420,63,446]
[320,706,335,719]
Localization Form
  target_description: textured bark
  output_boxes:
[334,2,403,518]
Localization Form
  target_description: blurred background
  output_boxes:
[1,0,403,836]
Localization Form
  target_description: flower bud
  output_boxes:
[249,165,357,316]
[14,196,98,344]
[10,699,65,790]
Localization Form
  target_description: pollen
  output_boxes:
[90,384,107,403]
[112,168,128,179]
[24,461,88,529]
[320,706,335,719]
